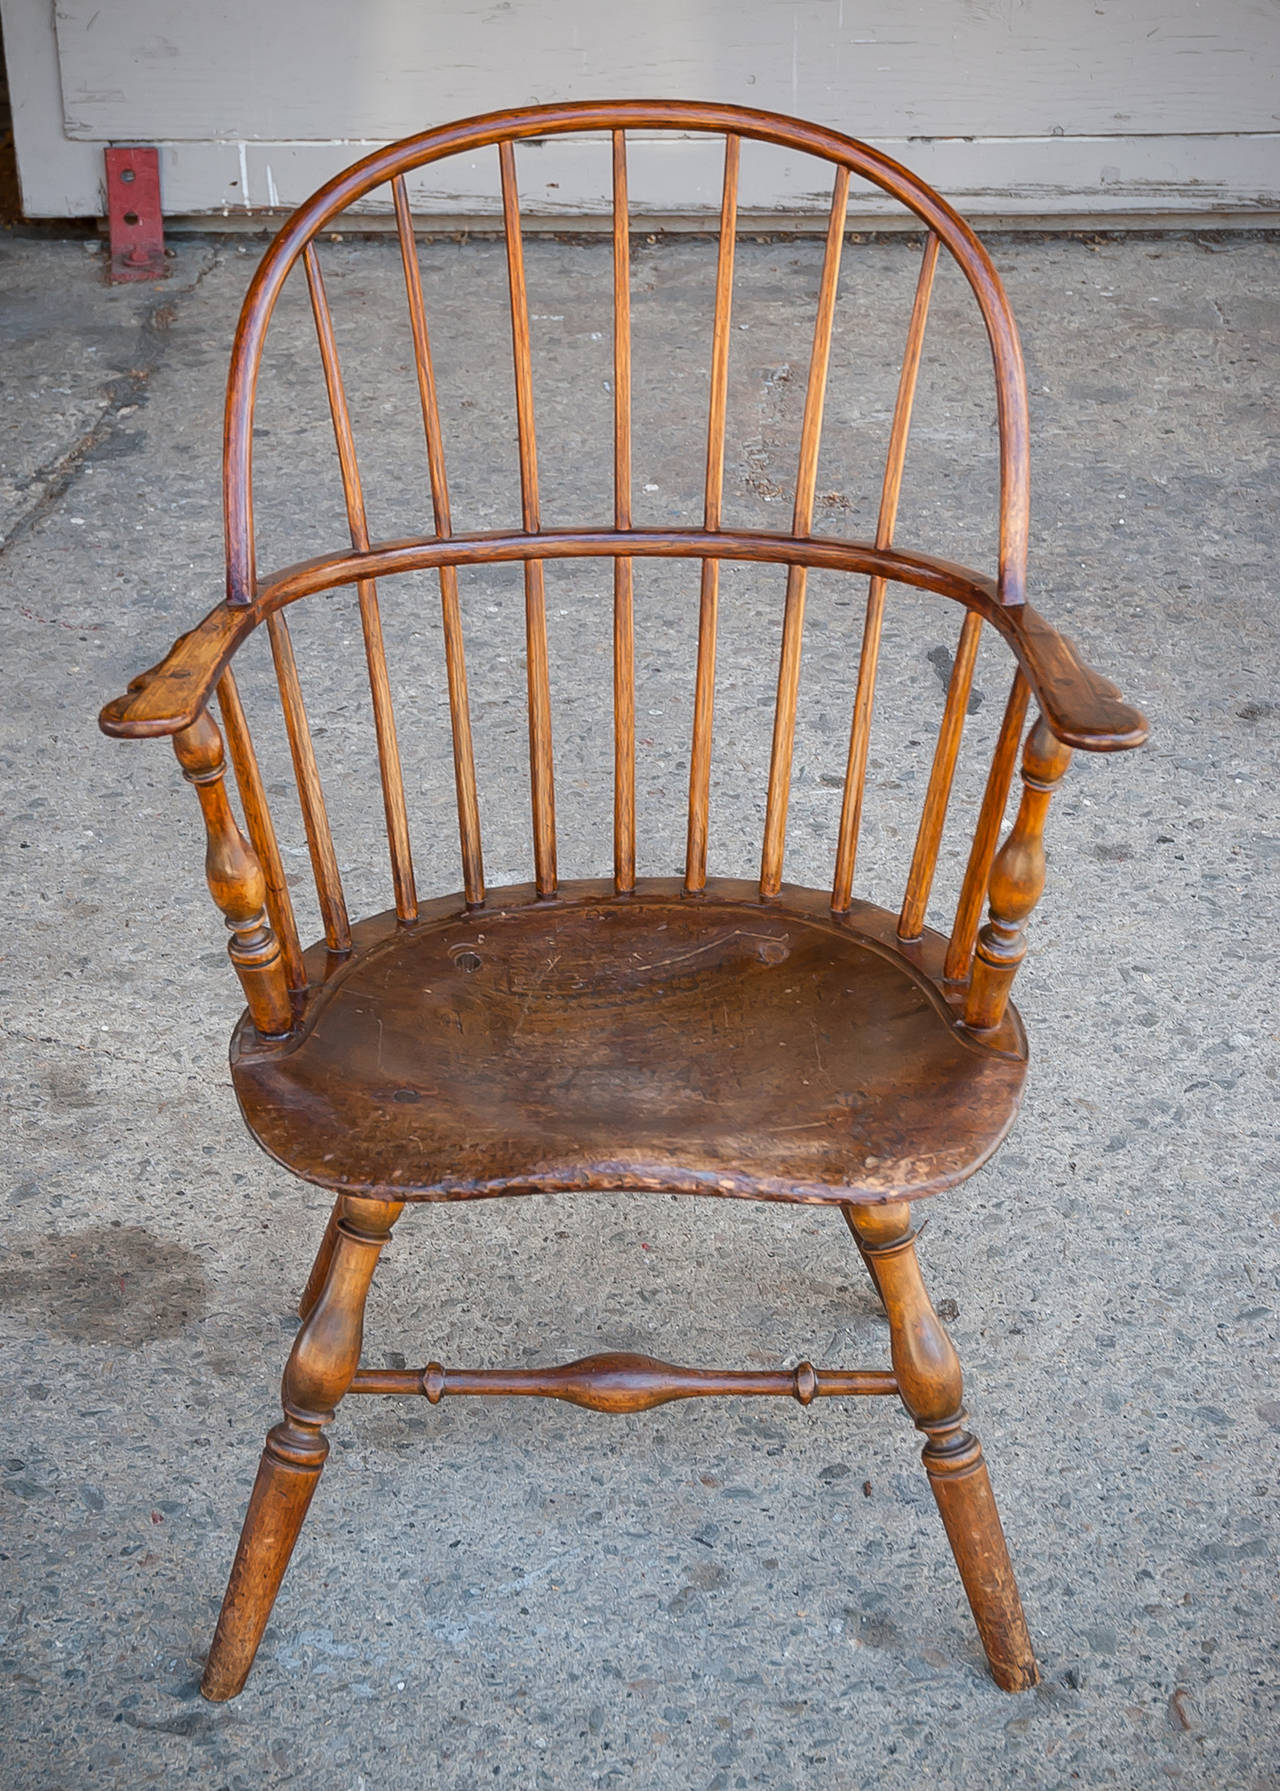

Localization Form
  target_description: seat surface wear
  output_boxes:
[232,879,1027,1205]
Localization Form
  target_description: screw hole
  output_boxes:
[120,168,136,183]
[123,211,139,226]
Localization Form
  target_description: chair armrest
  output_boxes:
[995,603,1147,752]
[99,564,1147,756]
[99,604,253,738]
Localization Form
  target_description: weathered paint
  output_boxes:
[5,0,1279,220]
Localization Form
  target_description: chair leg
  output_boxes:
[298,1196,344,1320]
[845,1201,1038,1692]
[200,1196,403,1702]
[840,1203,886,1312]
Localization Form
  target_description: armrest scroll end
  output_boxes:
[1006,604,1148,753]
[97,605,252,740]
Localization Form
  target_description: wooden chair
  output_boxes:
[99,101,1147,1702]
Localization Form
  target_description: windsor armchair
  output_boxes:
[100,101,1147,1703]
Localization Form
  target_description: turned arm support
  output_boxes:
[172,708,294,1038]
[964,713,1072,1032]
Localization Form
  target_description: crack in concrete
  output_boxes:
[1,1025,146,1070]
[0,246,223,563]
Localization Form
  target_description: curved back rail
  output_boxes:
[222,102,1035,612]
[101,101,1147,1040]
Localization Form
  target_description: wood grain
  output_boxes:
[501,139,557,896]
[612,131,636,894]
[846,1202,1037,1690]
[944,671,1030,982]
[216,666,305,996]
[200,1196,401,1700]
[230,877,1027,1205]
[685,133,740,894]
[964,714,1072,1029]
[98,105,1155,1706]
[265,610,351,953]
[303,244,417,921]
[350,1352,898,1409]
[898,608,983,939]
[171,708,293,1036]
[101,533,1147,753]
[832,231,939,912]
[393,174,485,903]
[218,102,1031,613]
[760,167,849,897]
[57,7,1279,155]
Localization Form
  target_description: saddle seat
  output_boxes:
[231,877,1027,1205]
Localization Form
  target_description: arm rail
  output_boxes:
[100,528,1149,753]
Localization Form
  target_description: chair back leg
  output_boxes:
[298,1197,346,1321]
[844,1214,888,1314]
[201,1197,402,1701]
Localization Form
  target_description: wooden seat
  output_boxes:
[232,879,1027,1204]
[100,100,1147,1705]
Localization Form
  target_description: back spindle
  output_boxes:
[964,715,1071,1029]
[832,231,940,912]
[685,132,740,895]
[303,243,417,922]
[898,606,983,940]
[393,176,485,906]
[266,610,352,954]
[760,164,850,898]
[500,140,557,897]
[612,131,636,894]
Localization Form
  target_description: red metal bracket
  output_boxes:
[105,146,166,283]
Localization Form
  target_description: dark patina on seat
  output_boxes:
[233,879,1026,1204]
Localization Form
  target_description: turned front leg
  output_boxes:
[201,1196,402,1701]
[173,709,293,1038]
[844,1202,1038,1692]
